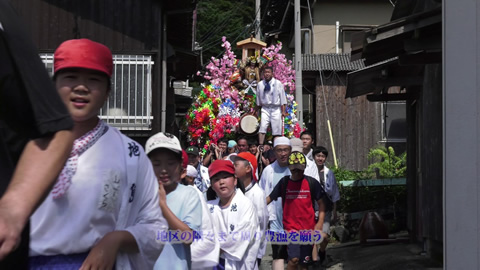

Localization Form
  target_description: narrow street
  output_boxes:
[261,233,442,270]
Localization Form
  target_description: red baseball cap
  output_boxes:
[208,160,235,179]
[54,39,113,77]
[234,152,258,181]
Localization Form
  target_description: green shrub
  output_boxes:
[331,151,407,232]
[331,166,372,181]
[367,146,407,178]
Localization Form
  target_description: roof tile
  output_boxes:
[299,53,365,71]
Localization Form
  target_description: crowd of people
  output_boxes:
[146,130,340,270]
[0,3,340,268]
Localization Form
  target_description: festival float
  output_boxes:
[184,36,302,153]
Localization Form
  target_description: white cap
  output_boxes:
[274,136,291,148]
[145,132,182,155]
[290,137,303,152]
[186,165,198,178]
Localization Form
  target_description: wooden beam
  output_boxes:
[404,36,442,52]
[367,93,415,102]
[371,76,423,87]
[399,52,442,65]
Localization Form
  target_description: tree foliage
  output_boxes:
[260,0,291,34]
[197,0,255,59]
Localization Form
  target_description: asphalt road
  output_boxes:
[260,240,443,270]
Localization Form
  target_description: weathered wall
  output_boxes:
[315,72,383,171]
[10,0,162,53]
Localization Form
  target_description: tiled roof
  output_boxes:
[300,53,365,72]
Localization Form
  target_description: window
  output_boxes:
[40,54,154,130]
[382,102,406,142]
[340,25,373,53]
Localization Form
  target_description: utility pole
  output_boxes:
[255,0,261,39]
[294,0,303,126]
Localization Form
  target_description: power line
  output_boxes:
[197,0,255,45]
[197,3,245,45]
[198,9,238,43]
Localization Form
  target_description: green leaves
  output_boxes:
[197,0,255,58]
[367,146,407,178]
[331,166,372,181]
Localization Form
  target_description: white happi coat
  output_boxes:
[259,161,290,222]
[30,126,167,269]
[207,190,259,270]
[190,186,220,269]
[244,182,268,260]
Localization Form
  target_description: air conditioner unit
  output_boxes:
[173,80,192,97]
[173,81,187,89]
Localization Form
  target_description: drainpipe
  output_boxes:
[301,28,312,54]
[295,0,303,126]
[336,21,340,53]
[161,15,167,132]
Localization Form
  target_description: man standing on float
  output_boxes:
[255,66,287,149]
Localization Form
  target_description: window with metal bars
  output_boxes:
[40,53,154,131]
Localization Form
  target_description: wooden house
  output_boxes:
[263,0,398,171]
[347,0,442,260]
[10,0,199,144]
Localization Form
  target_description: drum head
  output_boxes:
[240,115,259,135]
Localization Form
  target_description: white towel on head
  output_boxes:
[187,165,198,178]
[273,136,291,147]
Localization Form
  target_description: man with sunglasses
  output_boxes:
[259,136,291,270]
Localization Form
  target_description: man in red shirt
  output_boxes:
[266,151,327,270]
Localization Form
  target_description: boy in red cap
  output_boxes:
[206,160,259,270]
[29,39,166,269]
[233,152,269,267]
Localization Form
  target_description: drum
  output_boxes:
[239,114,259,135]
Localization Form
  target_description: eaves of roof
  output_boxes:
[301,53,365,72]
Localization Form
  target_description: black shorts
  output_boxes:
[271,244,288,260]
[287,243,314,265]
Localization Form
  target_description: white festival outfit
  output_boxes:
[305,148,314,161]
[244,182,269,260]
[190,186,221,269]
[256,77,287,136]
[207,189,259,270]
[30,121,167,269]
[259,160,290,231]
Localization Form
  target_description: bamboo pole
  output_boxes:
[327,119,338,167]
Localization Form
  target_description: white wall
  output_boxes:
[307,0,393,53]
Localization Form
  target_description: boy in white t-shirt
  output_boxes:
[146,132,203,270]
